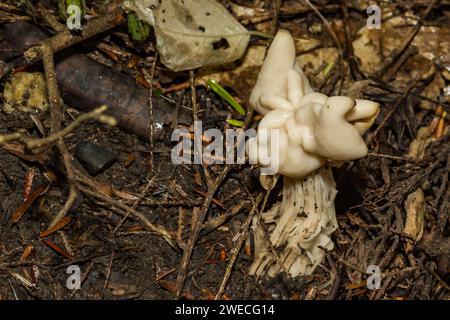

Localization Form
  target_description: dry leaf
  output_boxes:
[11,185,47,223]
[41,239,75,260]
[352,27,382,74]
[10,272,36,288]
[419,74,446,112]
[107,282,138,296]
[40,216,71,238]
[404,188,425,252]
[198,45,266,102]
[20,245,34,262]
[408,125,436,160]
[23,167,36,201]
[124,0,250,71]
[296,47,339,82]
[352,15,450,77]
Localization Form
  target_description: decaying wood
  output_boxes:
[0,22,191,141]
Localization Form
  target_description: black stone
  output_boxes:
[74,141,117,176]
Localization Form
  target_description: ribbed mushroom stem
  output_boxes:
[250,166,337,277]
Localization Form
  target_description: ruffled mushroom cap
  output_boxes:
[249,30,313,115]
[248,30,379,179]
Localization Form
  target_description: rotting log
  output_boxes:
[0,21,191,141]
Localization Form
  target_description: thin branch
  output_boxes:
[23,8,126,63]
[76,184,177,250]
[214,193,263,299]
[142,53,158,174]
[0,105,116,148]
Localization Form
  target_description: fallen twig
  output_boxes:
[0,105,116,149]
[76,184,177,250]
[367,65,432,145]
[175,87,256,297]
[24,8,125,63]
[175,164,233,297]
[215,193,263,299]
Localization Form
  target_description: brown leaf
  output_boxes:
[11,185,47,223]
[40,216,72,238]
[346,212,369,229]
[19,245,34,262]
[41,239,75,260]
[157,279,195,299]
[23,167,36,201]
[219,248,227,261]
[404,188,425,252]
[157,279,177,292]
[2,143,47,164]
[122,153,137,167]
[127,56,141,69]
[434,109,447,139]
[198,45,266,103]
[107,282,138,296]
[194,171,202,186]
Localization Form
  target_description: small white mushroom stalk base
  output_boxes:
[250,167,338,277]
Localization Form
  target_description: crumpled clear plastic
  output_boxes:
[124,0,250,71]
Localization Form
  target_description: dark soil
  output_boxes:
[0,0,449,300]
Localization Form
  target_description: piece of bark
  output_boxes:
[403,188,425,252]
[0,21,191,140]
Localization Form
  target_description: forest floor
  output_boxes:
[0,0,449,299]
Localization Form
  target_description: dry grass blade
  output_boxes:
[11,185,48,223]
[40,216,71,238]
[41,239,75,260]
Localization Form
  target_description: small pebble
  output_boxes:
[74,141,117,175]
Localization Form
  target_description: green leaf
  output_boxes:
[152,88,163,98]
[226,119,244,127]
[127,13,151,42]
[207,80,246,116]
[323,61,334,76]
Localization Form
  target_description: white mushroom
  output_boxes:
[247,30,379,277]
